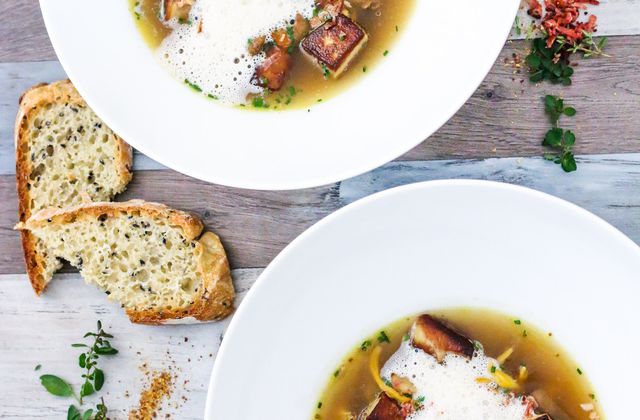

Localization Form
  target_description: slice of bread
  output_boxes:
[16,200,235,324]
[15,80,133,295]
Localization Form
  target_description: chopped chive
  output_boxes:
[377,330,390,343]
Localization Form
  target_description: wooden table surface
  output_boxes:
[1,1,639,419]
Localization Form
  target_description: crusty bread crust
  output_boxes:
[17,200,235,324]
[15,80,133,295]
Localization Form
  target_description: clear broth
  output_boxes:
[315,308,603,420]
[129,0,416,109]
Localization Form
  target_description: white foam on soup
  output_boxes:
[158,0,314,104]
[381,341,530,420]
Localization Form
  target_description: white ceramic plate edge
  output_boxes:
[205,180,640,418]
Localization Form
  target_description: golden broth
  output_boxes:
[315,308,603,420]
[129,0,416,109]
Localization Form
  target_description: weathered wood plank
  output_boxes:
[2,154,640,275]
[0,170,340,274]
[1,0,639,62]
[402,35,640,160]
[1,35,639,174]
[0,0,56,62]
[340,154,640,244]
[0,269,261,420]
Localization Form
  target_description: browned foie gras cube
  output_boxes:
[410,314,475,363]
[300,14,368,78]
[363,392,405,420]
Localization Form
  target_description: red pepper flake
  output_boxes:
[529,1,600,48]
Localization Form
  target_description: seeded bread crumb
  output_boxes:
[16,200,235,324]
[15,80,133,294]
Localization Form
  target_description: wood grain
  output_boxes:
[3,154,640,275]
[402,35,640,160]
[0,0,56,62]
[0,269,260,420]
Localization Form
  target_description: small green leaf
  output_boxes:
[563,107,576,117]
[544,95,556,108]
[561,153,577,172]
[377,330,390,344]
[529,71,544,83]
[95,346,118,355]
[80,381,95,398]
[564,130,576,146]
[71,343,88,348]
[93,368,105,391]
[544,128,563,147]
[82,409,94,420]
[525,54,541,68]
[562,66,574,78]
[79,353,86,368]
[35,364,41,371]
[40,375,73,397]
[67,405,81,420]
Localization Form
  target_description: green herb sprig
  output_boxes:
[72,320,118,404]
[542,95,577,172]
[38,321,118,420]
[526,38,574,85]
[526,32,607,85]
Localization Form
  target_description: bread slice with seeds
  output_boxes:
[15,80,133,295]
[16,200,235,324]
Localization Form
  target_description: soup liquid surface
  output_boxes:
[130,0,416,109]
[315,308,603,420]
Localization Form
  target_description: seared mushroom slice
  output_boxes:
[301,14,368,78]
[163,0,193,21]
[253,47,292,91]
[410,314,475,363]
[361,392,404,420]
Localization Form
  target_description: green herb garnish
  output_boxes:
[526,38,574,85]
[321,64,330,80]
[360,340,372,351]
[542,95,578,172]
[377,331,390,344]
[184,79,202,92]
[38,321,117,419]
[252,96,268,108]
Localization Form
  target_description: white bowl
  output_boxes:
[40,0,519,190]
[205,180,640,418]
